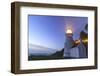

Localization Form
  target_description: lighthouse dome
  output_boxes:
[66,28,73,34]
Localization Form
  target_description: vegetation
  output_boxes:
[28,49,64,60]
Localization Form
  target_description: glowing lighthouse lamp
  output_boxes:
[65,28,73,36]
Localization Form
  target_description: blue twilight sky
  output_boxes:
[28,15,88,50]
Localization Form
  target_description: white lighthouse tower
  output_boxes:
[63,28,74,58]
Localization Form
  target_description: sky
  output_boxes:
[28,15,88,50]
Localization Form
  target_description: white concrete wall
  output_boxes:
[70,47,79,58]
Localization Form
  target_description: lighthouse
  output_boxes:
[63,28,74,58]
